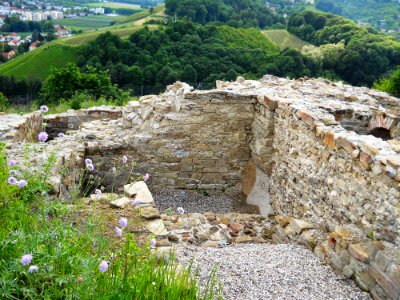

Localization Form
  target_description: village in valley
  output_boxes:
[0,0,112,62]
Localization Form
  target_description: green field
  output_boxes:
[117,4,165,25]
[54,16,122,31]
[0,43,78,80]
[263,30,312,50]
[87,2,141,9]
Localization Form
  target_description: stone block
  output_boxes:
[140,207,161,219]
[110,196,131,208]
[360,152,372,169]
[349,244,369,262]
[323,132,335,149]
[369,264,399,299]
[290,218,314,234]
[124,181,154,204]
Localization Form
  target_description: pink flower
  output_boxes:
[21,254,32,265]
[28,265,38,273]
[119,217,128,228]
[86,164,94,171]
[151,238,156,247]
[99,260,108,273]
[8,159,16,167]
[122,155,128,164]
[143,173,150,182]
[38,132,48,142]
[177,207,185,215]
[85,158,92,165]
[115,227,123,237]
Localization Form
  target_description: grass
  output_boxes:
[263,29,312,50]
[0,43,79,81]
[87,2,141,9]
[117,4,165,25]
[0,125,220,299]
[54,16,123,31]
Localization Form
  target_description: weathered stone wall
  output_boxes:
[0,112,42,143]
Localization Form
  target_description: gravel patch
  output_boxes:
[151,186,259,214]
[175,243,371,300]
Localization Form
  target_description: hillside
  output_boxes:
[263,30,311,50]
[0,43,78,81]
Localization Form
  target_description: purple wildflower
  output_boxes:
[8,159,16,167]
[7,176,17,185]
[99,260,108,273]
[21,254,32,266]
[151,238,156,247]
[132,199,141,207]
[177,207,185,215]
[40,105,49,113]
[122,155,128,164]
[119,217,128,228]
[85,158,92,165]
[86,164,94,172]
[115,227,123,237]
[143,173,150,182]
[38,132,48,142]
[28,265,38,273]
[58,133,65,138]
[17,179,27,188]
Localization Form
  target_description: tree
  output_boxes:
[181,65,197,84]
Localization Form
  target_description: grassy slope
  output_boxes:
[263,30,311,50]
[0,43,78,80]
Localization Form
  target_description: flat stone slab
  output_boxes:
[124,181,154,204]
[110,196,131,208]
[146,219,168,235]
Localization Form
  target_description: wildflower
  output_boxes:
[85,158,92,165]
[177,207,185,215]
[38,132,48,142]
[119,217,128,228]
[86,164,94,172]
[7,176,17,185]
[8,159,16,167]
[95,189,102,198]
[9,170,18,176]
[122,155,128,164]
[99,260,108,273]
[40,105,49,113]
[143,173,150,182]
[151,238,156,247]
[28,265,38,273]
[115,227,123,237]
[17,179,27,188]
[21,254,32,266]
[112,167,117,174]
[132,199,141,207]
[58,133,65,138]
[152,282,156,286]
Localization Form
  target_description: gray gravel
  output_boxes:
[151,186,259,214]
[175,243,371,300]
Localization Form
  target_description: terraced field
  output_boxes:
[263,30,311,50]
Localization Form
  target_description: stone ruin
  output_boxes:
[1,75,400,299]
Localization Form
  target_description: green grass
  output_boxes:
[54,17,117,31]
[0,43,79,81]
[263,29,312,50]
[217,26,279,53]
[117,4,165,25]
